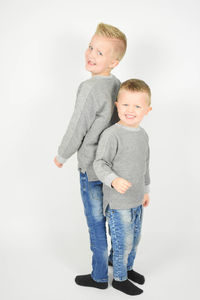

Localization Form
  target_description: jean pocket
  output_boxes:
[90,180,102,187]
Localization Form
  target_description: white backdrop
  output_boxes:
[1,0,200,299]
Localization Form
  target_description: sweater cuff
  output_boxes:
[56,155,67,164]
[144,184,150,193]
[104,173,119,188]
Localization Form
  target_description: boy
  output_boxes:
[54,23,127,289]
[93,79,152,295]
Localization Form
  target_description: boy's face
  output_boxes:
[115,89,152,128]
[85,34,119,76]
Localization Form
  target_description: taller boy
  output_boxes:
[54,23,127,289]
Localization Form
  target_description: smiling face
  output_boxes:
[116,89,152,128]
[85,34,119,76]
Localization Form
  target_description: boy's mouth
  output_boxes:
[125,114,136,119]
[88,60,96,66]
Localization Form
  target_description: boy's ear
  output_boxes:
[110,59,119,69]
[145,106,152,115]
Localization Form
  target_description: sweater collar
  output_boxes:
[115,123,141,132]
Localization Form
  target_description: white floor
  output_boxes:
[1,231,199,300]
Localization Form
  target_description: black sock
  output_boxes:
[75,274,108,289]
[128,270,145,285]
[112,279,143,296]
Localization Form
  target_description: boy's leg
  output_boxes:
[108,205,143,266]
[106,207,143,295]
[127,205,143,268]
[76,172,108,286]
[127,205,145,284]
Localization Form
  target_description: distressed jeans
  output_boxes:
[79,171,108,282]
[106,205,143,281]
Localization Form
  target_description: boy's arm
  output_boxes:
[142,144,150,206]
[93,131,119,188]
[56,85,97,164]
[144,145,150,193]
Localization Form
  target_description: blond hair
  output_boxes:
[118,79,151,105]
[95,23,127,61]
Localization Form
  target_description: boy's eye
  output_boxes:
[98,51,103,56]
[123,104,128,106]
[136,105,141,108]
[89,45,93,50]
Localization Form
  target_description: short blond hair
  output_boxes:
[118,79,151,105]
[95,23,127,61]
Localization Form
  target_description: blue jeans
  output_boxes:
[79,171,108,282]
[106,205,143,281]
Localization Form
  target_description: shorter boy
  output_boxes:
[93,79,152,296]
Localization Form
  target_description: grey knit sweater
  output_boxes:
[93,123,150,214]
[56,74,121,180]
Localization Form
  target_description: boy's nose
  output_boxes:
[88,50,94,59]
[128,107,135,113]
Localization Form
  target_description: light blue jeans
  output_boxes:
[106,205,143,281]
[79,171,142,282]
[79,171,108,282]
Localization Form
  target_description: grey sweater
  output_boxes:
[93,123,150,214]
[56,74,121,180]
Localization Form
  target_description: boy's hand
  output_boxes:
[54,157,63,168]
[143,193,150,207]
[111,177,132,194]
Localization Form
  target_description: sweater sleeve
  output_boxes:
[93,130,119,188]
[56,83,97,164]
[144,145,150,193]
